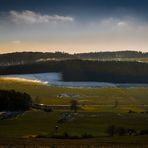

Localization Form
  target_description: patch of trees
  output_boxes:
[0,60,148,83]
[0,90,32,111]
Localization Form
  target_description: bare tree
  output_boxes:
[70,99,78,112]
[34,96,41,104]
[113,99,119,108]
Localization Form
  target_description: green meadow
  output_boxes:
[0,78,148,112]
[0,111,148,139]
[0,78,148,146]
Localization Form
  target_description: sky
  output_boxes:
[0,0,148,53]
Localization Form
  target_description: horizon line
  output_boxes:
[0,49,147,55]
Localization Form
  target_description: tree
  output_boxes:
[70,99,78,112]
[0,90,32,111]
[34,96,41,104]
[113,99,119,108]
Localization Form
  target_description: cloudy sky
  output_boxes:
[0,0,148,53]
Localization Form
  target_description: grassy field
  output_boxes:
[0,78,148,146]
[0,110,148,148]
[0,78,148,112]
[0,111,148,138]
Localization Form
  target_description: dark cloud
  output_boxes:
[0,0,148,15]
[0,0,148,25]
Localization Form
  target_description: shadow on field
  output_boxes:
[0,138,148,148]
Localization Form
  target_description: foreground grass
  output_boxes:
[0,137,148,148]
[0,111,148,139]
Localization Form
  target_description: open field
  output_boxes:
[0,111,148,138]
[0,78,148,112]
[0,110,148,147]
[0,78,148,146]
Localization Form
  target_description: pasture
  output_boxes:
[0,78,148,147]
[0,111,148,139]
[0,78,148,112]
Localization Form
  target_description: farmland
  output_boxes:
[0,78,148,110]
[0,111,148,138]
[0,78,148,147]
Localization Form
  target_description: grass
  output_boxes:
[0,111,148,139]
[0,137,148,148]
[0,78,148,112]
[0,111,60,137]
[0,78,148,146]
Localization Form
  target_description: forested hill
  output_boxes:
[0,52,75,66]
[0,51,148,66]
[0,60,148,83]
[75,51,148,59]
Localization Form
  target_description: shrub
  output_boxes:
[116,127,127,136]
[64,132,69,138]
[128,110,136,113]
[106,125,130,136]
[81,133,93,138]
[139,130,148,135]
[127,129,137,136]
[106,125,116,136]
[51,132,79,139]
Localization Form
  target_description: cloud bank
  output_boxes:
[9,10,74,24]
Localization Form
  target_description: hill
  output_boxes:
[0,51,148,66]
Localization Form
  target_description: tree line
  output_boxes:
[76,50,148,59]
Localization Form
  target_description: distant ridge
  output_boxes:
[75,51,148,59]
[0,51,148,66]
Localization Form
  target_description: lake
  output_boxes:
[1,72,148,88]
